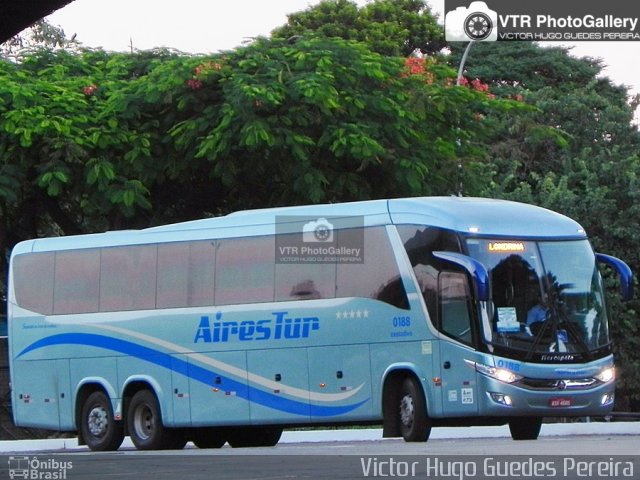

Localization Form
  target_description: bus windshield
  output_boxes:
[465,238,610,362]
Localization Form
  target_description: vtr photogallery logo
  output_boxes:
[445,0,640,42]
[446,1,499,41]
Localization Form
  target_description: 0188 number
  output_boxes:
[392,316,411,328]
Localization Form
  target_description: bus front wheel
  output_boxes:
[127,390,183,450]
[508,417,542,440]
[80,391,124,452]
[398,377,431,442]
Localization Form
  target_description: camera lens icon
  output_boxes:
[445,1,498,42]
[464,11,493,40]
[303,218,334,243]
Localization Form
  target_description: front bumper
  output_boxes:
[477,374,615,417]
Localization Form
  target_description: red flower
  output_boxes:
[83,84,98,96]
[405,57,426,75]
[194,61,223,77]
[458,77,493,96]
[186,79,203,90]
[470,78,489,92]
[402,57,434,84]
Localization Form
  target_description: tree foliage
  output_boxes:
[0,35,505,291]
[271,0,444,56]
[1,19,79,61]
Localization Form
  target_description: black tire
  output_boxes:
[227,427,283,448]
[255,427,282,447]
[398,377,431,442]
[192,428,226,449]
[80,391,124,452]
[509,417,542,440]
[165,429,188,450]
[127,390,173,450]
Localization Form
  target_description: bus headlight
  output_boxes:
[595,367,615,383]
[489,392,513,406]
[601,393,615,406]
[472,361,523,384]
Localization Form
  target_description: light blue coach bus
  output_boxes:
[7,197,633,451]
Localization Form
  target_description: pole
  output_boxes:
[457,41,475,85]
[456,41,475,196]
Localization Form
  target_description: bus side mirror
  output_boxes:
[433,251,490,302]
[596,253,634,302]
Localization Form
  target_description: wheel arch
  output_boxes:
[121,375,169,429]
[74,379,119,446]
[380,364,429,438]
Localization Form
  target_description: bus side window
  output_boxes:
[215,236,275,305]
[157,241,215,308]
[438,271,473,345]
[13,252,55,315]
[336,227,409,309]
[398,226,461,321]
[275,259,336,301]
[54,249,101,315]
[100,245,157,312]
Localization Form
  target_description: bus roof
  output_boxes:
[15,197,586,254]
[388,197,586,238]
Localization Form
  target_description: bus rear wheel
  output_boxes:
[192,428,226,449]
[127,390,180,450]
[80,391,124,452]
[398,377,431,442]
[508,417,542,440]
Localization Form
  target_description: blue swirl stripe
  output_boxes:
[17,333,367,417]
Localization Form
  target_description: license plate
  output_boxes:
[549,397,572,407]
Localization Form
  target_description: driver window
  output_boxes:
[439,271,473,345]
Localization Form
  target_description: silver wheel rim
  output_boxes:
[400,394,414,428]
[87,406,109,437]
[133,404,154,441]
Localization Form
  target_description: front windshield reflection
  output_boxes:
[466,239,610,361]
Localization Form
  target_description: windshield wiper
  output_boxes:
[524,282,592,361]
[559,316,592,360]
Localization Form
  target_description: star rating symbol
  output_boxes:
[336,309,369,319]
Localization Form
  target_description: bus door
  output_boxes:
[437,271,479,417]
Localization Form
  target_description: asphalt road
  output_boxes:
[3,435,639,480]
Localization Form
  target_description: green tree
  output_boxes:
[165,37,504,211]
[1,19,79,61]
[0,37,504,273]
[271,0,444,56]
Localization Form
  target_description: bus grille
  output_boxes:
[517,377,598,391]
